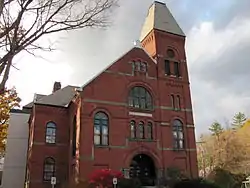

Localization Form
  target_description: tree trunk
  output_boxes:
[0,0,4,17]
[0,57,12,94]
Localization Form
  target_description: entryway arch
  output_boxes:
[129,154,156,186]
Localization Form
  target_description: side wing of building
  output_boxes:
[1,110,30,188]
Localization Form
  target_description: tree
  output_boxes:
[197,135,216,177]
[198,129,250,175]
[232,112,247,129]
[0,88,20,153]
[198,114,250,176]
[207,168,236,188]
[209,121,224,137]
[0,0,118,93]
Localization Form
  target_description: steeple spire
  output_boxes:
[140,1,185,41]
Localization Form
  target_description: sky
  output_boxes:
[6,0,250,136]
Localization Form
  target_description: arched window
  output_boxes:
[171,94,175,108]
[94,112,109,146]
[176,95,181,110]
[128,86,152,110]
[173,120,184,149]
[43,157,55,181]
[45,122,56,144]
[138,121,144,139]
[147,122,153,139]
[130,120,136,138]
[167,49,175,58]
[174,62,181,77]
[132,61,147,72]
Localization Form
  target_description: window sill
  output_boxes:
[173,108,181,111]
[169,107,181,111]
[43,180,60,184]
[45,143,56,145]
[128,138,156,142]
[173,148,185,152]
[94,145,109,148]
[165,74,182,79]
[43,180,52,183]
[128,107,154,113]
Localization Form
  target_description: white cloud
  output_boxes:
[186,18,250,66]
[186,17,250,135]
[7,50,73,106]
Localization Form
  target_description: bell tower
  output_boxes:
[140,1,198,177]
[140,1,189,80]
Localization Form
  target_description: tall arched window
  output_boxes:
[176,95,181,110]
[46,122,56,144]
[130,120,136,138]
[128,86,152,110]
[173,119,184,149]
[94,112,109,146]
[138,121,144,139]
[171,94,175,108]
[147,122,153,139]
[43,157,55,181]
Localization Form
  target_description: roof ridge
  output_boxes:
[79,44,156,90]
[79,45,136,90]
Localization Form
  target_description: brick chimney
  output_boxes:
[53,82,61,93]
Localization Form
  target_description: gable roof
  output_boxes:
[23,94,45,108]
[23,44,154,109]
[140,1,185,41]
[23,85,78,108]
[35,85,78,107]
[78,44,156,91]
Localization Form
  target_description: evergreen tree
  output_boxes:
[209,121,224,136]
[232,112,247,129]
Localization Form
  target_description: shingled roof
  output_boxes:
[23,85,78,108]
[23,94,46,108]
[140,1,185,41]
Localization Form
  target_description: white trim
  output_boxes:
[128,111,153,117]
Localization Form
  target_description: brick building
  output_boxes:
[11,1,198,188]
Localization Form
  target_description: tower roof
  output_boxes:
[140,1,185,41]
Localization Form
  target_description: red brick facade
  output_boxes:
[25,3,198,188]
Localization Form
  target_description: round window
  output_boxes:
[167,49,175,58]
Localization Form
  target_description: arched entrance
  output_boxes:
[129,154,156,186]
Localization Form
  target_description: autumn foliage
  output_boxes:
[88,169,124,188]
[198,112,250,177]
[0,88,20,153]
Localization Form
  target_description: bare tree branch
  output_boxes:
[0,0,118,93]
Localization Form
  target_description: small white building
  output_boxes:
[1,109,30,188]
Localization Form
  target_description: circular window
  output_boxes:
[167,49,175,58]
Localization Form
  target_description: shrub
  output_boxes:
[118,178,141,188]
[174,178,221,188]
[161,167,187,187]
[207,167,247,188]
[88,169,124,188]
[207,168,235,188]
[231,173,247,188]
